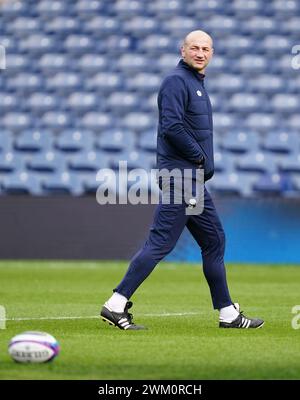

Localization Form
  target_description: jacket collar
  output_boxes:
[177,59,206,81]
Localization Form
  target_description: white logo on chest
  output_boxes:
[196,90,202,96]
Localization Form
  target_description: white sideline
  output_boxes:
[4,311,202,322]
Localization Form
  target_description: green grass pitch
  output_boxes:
[0,260,299,380]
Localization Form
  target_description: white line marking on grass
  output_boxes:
[5,312,202,322]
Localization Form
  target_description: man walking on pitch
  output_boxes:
[101,30,264,330]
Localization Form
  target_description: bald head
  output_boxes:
[181,30,214,74]
[183,30,213,48]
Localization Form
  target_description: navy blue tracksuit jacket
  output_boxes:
[115,60,232,310]
[157,59,214,181]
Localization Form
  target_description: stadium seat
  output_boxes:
[0,151,24,172]
[228,93,266,113]
[252,173,293,195]
[0,0,26,16]
[41,171,83,195]
[122,17,158,37]
[5,54,29,72]
[278,154,300,173]
[106,92,139,113]
[64,35,94,53]
[45,17,78,33]
[0,93,18,111]
[220,130,260,153]
[36,0,67,16]
[157,54,181,72]
[236,151,277,173]
[39,54,70,72]
[85,72,122,91]
[282,17,300,34]
[6,73,43,92]
[46,72,81,91]
[117,54,150,73]
[291,174,300,194]
[0,130,13,152]
[27,93,60,113]
[210,172,259,197]
[213,150,232,173]
[261,35,292,55]
[287,115,300,130]
[208,74,245,92]
[14,129,53,152]
[248,74,284,93]
[67,92,97,111]
[125,73,161,93]
[96,129,136,152]
[75,0,104,14]
[212,113,236,130]
[19,34,56,53]
[138,130,157,152]
[204,16,238,35]
[84,16,120,34]
[245,113,277,132]
[262,131,300,154]
[2,171,41,195]
[55,129,95,152]
[110,149,156,170]
[77,54,108,72]
[68,150,110,172]
[122,112,153,132]
[271,94,300,113]
[186,0,226,15]
[148,0,184,15]
[140,35,179,54]
[163,17,198,34]
[27,150,65,172]
[271,0,300,16]
[207,55,230,73]
[103,36,132,53]
[235,55,268,74]
[41,111,70,130]
[113,0,146,17]
[80,112,113,131]
[243,17,276,36]
[8,17,40,34]
[217,36,254,56]
[2,112,30,131]
[232,0,265,16]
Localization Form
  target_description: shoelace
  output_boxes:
[124,301,134,324]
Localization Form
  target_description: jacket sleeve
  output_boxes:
[159,75,204,164]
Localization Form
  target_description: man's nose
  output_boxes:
[195,50,204,57]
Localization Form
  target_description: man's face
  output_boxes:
[181,38,213,73]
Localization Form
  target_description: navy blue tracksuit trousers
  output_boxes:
[115,186,232,310]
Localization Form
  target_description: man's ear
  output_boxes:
[180,46,185,59]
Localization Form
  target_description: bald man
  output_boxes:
[101,31,264,330]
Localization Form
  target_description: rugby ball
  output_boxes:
[8,331,60,363]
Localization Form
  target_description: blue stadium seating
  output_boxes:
[96,129,135,153]
[69,150,110,172]
[236,151,277,174]
[2,171,41,195]
[15,129,53,152]
[0,0,299,197]
[55,129,95,152]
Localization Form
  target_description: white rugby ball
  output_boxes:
[8,331,60,363]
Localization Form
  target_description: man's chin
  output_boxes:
[193,64,206,72]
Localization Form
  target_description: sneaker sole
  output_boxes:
[219,321,265,329]
[101,316,118,328]
[255,321,264,329]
